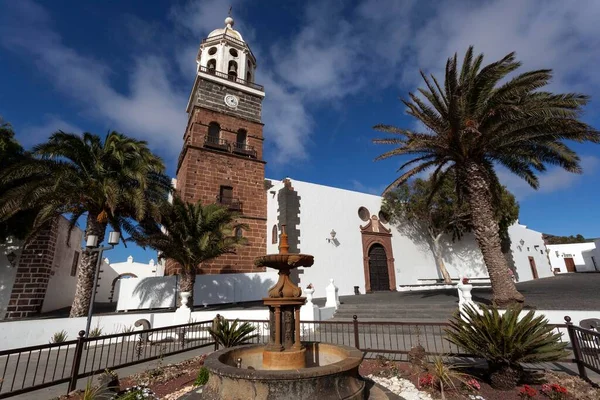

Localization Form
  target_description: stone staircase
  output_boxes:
[330,298,459,323]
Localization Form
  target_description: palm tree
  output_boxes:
[0,131,171,317]
[130,196,247,306]
[374,47,599,306]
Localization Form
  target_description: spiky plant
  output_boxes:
[89,326,104,338]
[208,318,258,348]
[49,330,68,344]
[445,304,568,390]
[429,356,471,400]
[374,46,600,306]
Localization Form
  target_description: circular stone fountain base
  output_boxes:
[199,342,365,400]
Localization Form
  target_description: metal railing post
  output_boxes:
[565,316,588,381]
[352,315,360,350]
[68,330,86,393]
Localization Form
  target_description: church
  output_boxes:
[166,15,554,301]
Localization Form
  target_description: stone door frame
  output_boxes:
[360,215,396,293]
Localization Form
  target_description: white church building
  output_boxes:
[265,178,553,299]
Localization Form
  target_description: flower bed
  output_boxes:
[359,359,600,400]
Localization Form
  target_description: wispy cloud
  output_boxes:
[0,0,187,158]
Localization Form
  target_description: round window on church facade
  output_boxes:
[378,210,389,224]
[358,206,370,222]
[208,47,217,55]
[229,48,238,57]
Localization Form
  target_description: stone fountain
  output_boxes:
[197,225,366,399]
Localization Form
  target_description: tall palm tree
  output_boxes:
[130,196,247,306]
[0,131,171,317]
[374,47,599,306]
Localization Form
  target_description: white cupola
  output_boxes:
[197,15,257,84]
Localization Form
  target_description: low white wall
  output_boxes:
[114,271,279,311]
[193,271,278,306]
[0,239,21,320]
[116,276,177,311]
[0,308,269,350]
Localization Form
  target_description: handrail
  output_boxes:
[199,65,264,91]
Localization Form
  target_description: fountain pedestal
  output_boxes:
[263,297,307,369]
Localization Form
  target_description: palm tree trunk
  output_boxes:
[463,163,524,307]
[179,269,196,308]
[69,214,106,318]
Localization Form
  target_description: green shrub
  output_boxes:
[445,304,568,390]
[194,367,210,386]
[49,330,68,343]
[208,318,258,348]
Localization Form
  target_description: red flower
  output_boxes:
[462,277,470,284]
[518,385,538,398]
[418,373,434,387]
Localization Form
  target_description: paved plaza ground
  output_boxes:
[339,273,600,310]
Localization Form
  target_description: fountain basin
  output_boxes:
[200,343,365,400]
[254,254,314,269]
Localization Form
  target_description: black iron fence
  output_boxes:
[0,315,593,399]
[0,320,215,399]
[565,316,600,381]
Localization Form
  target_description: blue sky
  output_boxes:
[1,0,600,264]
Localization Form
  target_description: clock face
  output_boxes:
[224,94,239,108]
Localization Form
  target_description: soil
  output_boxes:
[359,358,600,400]
[57,355,598,400]
[56,354,206,400]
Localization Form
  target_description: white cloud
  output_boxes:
[20,115,82,147]
[3,0,600,169]
[0,0,187,158]
[497,156,600,200]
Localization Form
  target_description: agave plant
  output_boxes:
[208,318,258,348]
[445,304,568,390]
[49,330,68,344]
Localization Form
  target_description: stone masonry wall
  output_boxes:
[4,220,58,319]
[193,79,262,123]
[169,97,267,275]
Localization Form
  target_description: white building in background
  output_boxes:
[265,178,553,300]
[547,241,599,273]
[95,256,165,304]
[1,216,84,319]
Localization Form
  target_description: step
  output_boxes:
[334,310,454,317]
[336,304,458,311]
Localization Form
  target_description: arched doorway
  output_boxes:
[108,273,137,303]
[368,244,390,291]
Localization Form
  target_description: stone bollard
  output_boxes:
[457,277,479,316]
[173,291,192,324]
[300,287,318,322]
[325,279,340,309]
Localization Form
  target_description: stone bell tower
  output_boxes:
[171,14,267,275]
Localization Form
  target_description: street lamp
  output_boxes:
[84,231,120,338]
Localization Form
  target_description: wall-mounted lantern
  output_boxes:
[326,229,337,243]
[6,251,17,268]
